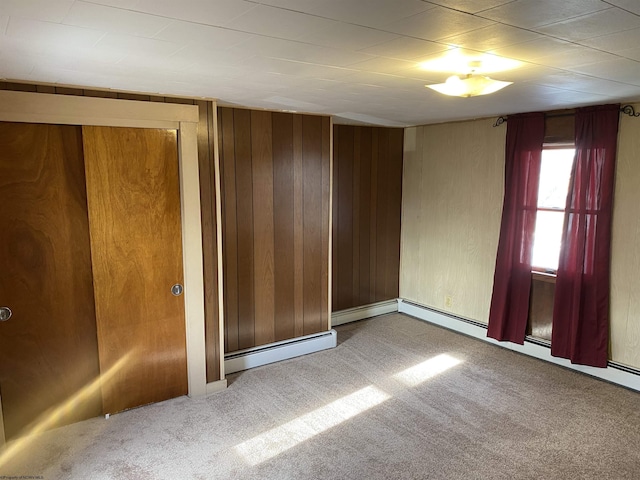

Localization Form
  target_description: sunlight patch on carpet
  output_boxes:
[0,352,133,469]
[393,354,462,387]
[234,385,390,465]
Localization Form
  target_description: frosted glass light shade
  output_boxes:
[426,74,512,97]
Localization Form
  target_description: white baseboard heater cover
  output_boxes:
[225,329,338,375]
[331,299,399,327]
[398,299,640,393]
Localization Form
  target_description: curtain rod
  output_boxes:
[493,105,639,127]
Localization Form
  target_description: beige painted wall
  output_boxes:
[610,103,640,368]
[400,118,505,322]
[401,109,640,369]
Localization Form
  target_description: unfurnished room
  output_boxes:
[1,1,640,479]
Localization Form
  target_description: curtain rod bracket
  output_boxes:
[493,116,507,127]
[620,105,640,118]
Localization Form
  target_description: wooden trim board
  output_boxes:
[0,90,197,127]
[179,121,208,397]
[206,379,228,395]
[211,101,227,380]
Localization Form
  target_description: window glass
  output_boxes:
[537,149,574,209]
[532,210,565,270]
[531,148,575,271]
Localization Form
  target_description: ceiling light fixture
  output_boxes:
[418,50,521,74]
[426,73,513,97]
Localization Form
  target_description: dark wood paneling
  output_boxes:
[234,109,256,350]
[303,115,325,335]
[251,110,276,346]
[332,126,341,316]
[164,97,195,105]
[375,129,389,301]
[336,126,354,312]
[358,127,373,306]
[352,128,361,304]
[83,89,119,99]
[217,107,330,352]
[369,129,379,304]
[293,115,304,338]
[2,82,37,92]
[219,108,240,353]
[320,117,331,331]
[197,100,220,383]
[56,87,84,96]
[0,122,102,440]
[273,113,295,342]
[332,125,404,311]
[36,85,56,94]
[117,92,151,101]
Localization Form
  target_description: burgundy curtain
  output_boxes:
[487,113,545,343]
[551,104,620,367]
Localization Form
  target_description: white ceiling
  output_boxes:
[2,0,640,126]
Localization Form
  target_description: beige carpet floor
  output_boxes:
[2,313,639,479]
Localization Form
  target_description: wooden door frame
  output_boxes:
[0,90,225,444]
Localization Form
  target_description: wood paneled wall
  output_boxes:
[0,82,221,382]
[332,125,403,312]
[217,107,331,353]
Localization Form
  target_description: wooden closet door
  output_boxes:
[0,122,102,440]
[82,126,188,414]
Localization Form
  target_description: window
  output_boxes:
[531,147,575,272]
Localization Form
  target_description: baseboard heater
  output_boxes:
[224,330,338,375]
[398,299,640,392]
[331,299,399,326]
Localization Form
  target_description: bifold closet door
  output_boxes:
[0,122,102,440]
[82,126,188,414]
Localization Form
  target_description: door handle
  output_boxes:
[0,307,12,322]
